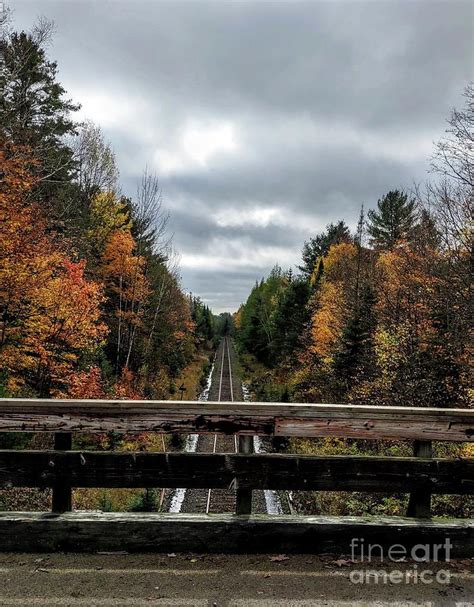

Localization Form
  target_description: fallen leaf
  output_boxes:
[333,559,353,567]
[270,554,289,562]
[449,560,471,570]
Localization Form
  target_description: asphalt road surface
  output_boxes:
[0,552,472,606]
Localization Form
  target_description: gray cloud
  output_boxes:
[12,0,473,311]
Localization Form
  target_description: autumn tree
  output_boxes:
[431,83,473,192]
[65,366,105,399]
[306,243,361,400]
[0,139,107,395]
[73,121,119,203]
[421,84,473,347]
[131,169,170,258]
[88,191,131,255]
[1,12,218,411]
[299,221,351,277]
[100,230,150,374]
[0,139,49,367]
[19,260,107,396]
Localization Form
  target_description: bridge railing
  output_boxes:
[0,399,473,554]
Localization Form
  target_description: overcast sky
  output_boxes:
[12,0,473,312]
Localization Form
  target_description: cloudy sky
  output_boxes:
[12,0,473,312]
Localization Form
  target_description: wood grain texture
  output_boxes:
[236,435,253,514]
[51,433,72,513]
[0,398,473,441]
[0,512,472,555]
[1,450,472,493]
[407,440,433,518]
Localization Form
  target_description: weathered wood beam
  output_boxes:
[0,398,473,441]
[235,435,253,514]
[407,440,433,518]
[1,451,472,493]
[0,512,472,555]
[51,433,72,513]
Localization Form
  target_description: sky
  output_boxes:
[11,0,473,312]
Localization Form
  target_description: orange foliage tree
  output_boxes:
[309,243,358,362]
[100,229,150,373]
[0,139,107,395]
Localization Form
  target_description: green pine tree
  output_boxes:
[130,489,158,512]
[333,285,377,396]
[271,278,311,362]
[0,25,80,200]
[367,190,417,249]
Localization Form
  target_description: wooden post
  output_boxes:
[235,436,253,515]
[52,433,72,513]
[406,440,432,518]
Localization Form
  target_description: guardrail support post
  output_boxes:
[406,439,432,518]
[235,435,253,515]
[52,432,72,513]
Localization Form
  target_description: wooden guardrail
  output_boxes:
[0,399,473,554]
[0,399,473,440]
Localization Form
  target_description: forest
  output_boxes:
[0,13,472,517]
[235,87,473,517]
[0,19,220,404]
[0,17,225,509]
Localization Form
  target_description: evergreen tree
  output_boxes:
[236,269,288,364]
[367,190,417,250]
[333,285,377,395]
[216,313,233,337]
[272,278,311,362]
[0,25,80,197]
[130,489,158,512]
[190,297,215,343]
[299,221,351,277]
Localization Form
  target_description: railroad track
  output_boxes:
[180,336,239,514]
[167,336,278,515]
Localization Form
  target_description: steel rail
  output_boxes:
[226,336,234,402]
[206,337,238,514]
[217,336,226,402]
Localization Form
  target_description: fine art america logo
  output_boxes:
[349,537,453,585]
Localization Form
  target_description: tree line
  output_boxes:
[0,17,218,400]
[236,85,472,410]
